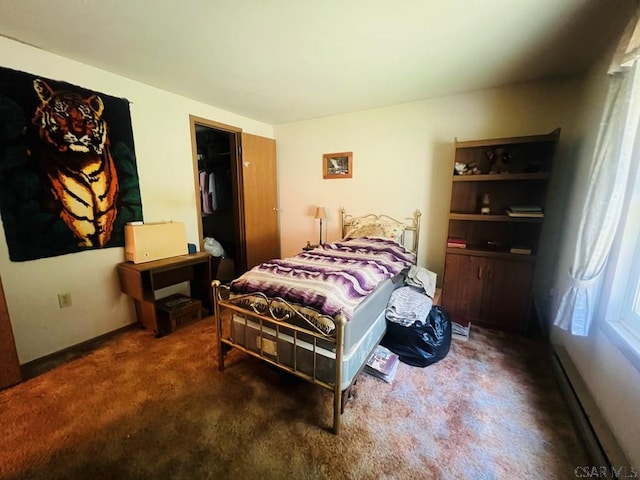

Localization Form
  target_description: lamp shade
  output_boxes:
[315,207,327,219]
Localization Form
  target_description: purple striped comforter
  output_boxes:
[230,237,416,321]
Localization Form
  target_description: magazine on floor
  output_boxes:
[451,314,471,342]
[364,345,400,383]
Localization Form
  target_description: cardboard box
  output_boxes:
[124,222,188,263]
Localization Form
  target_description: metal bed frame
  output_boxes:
[212,208,421,433]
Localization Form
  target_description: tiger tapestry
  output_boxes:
[0,67,143,261]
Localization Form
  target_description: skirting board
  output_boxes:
[552,346,629,468]
[20,323,140,380]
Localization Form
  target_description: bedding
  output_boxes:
[230,270,404,353]
[229,237,416,321]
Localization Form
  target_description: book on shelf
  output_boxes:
[509,246,533,255]
[505,208,544,218]
[508,205,543,213]
[450,314,471,342]
[364,345,400,383]
[447,238,467,248]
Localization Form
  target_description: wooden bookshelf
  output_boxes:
[441,129,560,333]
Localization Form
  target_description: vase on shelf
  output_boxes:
[480,194,491,215]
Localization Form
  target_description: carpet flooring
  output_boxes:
[0,316,588,479]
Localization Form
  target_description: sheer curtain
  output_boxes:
[553,13,640,336]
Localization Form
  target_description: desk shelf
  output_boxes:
[117,253,213,337]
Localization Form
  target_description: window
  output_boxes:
[620,215,640,340]
[602,133,640,366]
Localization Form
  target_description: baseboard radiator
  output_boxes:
[552,346,629,468]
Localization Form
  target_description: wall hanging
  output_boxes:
[0,67,143,261]
[323,151,352,179]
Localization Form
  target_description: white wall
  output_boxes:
[6,23,635,466]
[0,37,273,363]
[550,45,640,465]
[274,79,583,279]
[274,71,640,464]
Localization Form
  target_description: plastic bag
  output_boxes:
[203,237,226,257]
[380,305,452,367]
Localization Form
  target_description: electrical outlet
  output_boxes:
[58,292,72,308]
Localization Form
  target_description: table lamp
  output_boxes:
[315,207,327,245]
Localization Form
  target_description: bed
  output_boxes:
[212,208,421,433]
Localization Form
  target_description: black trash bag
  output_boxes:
[380,305,452,367]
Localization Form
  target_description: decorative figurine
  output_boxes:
[481,194,491,214]
[486,147,511,174]
[454,162,467,175]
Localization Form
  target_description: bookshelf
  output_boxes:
[441,129,559,333]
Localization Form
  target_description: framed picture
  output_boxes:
[323,152,353,179]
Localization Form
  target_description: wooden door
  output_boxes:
[240,133,280,270]
[442,254,535,333]
[442,253,484,324]
[0,277,21,389]
[482,258,535,332]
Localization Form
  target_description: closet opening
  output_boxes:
[189,116,244,281]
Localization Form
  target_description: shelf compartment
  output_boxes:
[449,213,543,223]
[447,218,542,254]
[449,179,548,216]
[453,130,559,176]
[446,247,537,262]
[455,132,558,148]
[452,172,550,182]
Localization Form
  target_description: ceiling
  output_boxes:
[0,0,637,125]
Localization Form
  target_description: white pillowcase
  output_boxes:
[345,221,404,242]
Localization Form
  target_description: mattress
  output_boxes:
[231,308,387,391]
[229,237,416,321]
[229,273,404,353]
[343,273,403,351]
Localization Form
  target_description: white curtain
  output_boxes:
[553,14,640,336]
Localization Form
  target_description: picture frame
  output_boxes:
[323,152,353,179]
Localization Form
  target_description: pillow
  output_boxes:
[378,223,405,241]
[345,224,387,239]
[345,221,404,242]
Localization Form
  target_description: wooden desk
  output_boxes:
[117,253,212,336]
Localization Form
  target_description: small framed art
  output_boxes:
[323,152,353,179]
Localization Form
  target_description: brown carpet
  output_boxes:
[0,316,588,479]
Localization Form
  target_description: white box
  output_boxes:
[124,222,188,263]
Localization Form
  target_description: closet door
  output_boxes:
[0,277,21,389]
[240,133,280,269]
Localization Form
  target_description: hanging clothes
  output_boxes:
[200,170,213,214]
